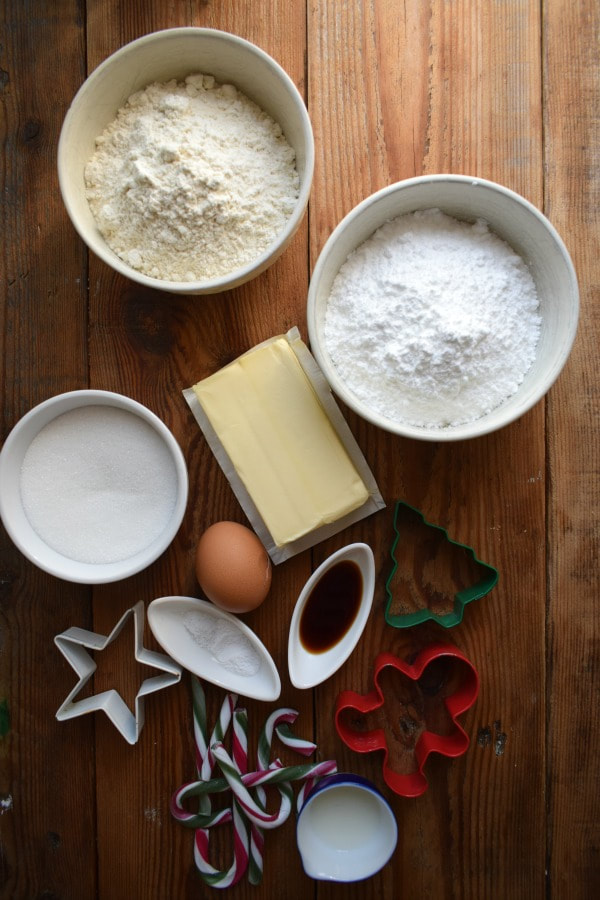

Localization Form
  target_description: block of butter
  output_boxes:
[184,328,385,563]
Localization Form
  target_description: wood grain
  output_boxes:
[310,4,546,898]
[0,1,97,898]
[0,0,598,898]
[84,2,311,898]
[544,0,600,896]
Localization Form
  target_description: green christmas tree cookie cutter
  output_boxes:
[385,501,499,629]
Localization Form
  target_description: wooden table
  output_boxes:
[1,1,598,897]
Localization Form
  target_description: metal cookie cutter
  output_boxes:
[335,644,479,798]
[385,500,498,628]
[55,600,182,745]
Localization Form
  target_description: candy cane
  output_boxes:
[274,720,317,758]
[171,758,338,826]
[249,709,302,884]
[193,797,248,889]
[172,677,337,889]
[211,744,337,827]
[193,692,248,888]
[171,686,239,829]
[200,689,237,780]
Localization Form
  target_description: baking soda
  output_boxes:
[324,208,541,428]
[183,610,260,677]
[85,74,299,282]
[20,406,178,564]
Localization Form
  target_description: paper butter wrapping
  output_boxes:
[183,327,385,563]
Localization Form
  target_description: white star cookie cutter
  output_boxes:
[54,600,182,745]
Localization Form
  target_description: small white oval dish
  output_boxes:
[296,773,397,881]
[147,596,281,702]
[288,543,375,689]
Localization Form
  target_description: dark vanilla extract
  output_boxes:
[299,560,363,653]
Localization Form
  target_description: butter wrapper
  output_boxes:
[183,327,385,564]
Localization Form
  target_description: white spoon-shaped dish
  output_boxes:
[288,543,375,689]
[147,596,281,701]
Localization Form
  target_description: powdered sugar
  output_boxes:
[85,74,299,282]
[324,209,541,428]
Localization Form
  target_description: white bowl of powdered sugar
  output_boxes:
[307,175,579,441]
[0,390,188,583]
[58,28,314,294]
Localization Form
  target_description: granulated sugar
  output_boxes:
[324,208,541,428]
[85,74,299,282]
[20,406,178,564]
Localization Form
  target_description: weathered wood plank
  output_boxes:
[309,2,546,898]
[0,1,95,898]
[544,0,600,896]
[84,2,311,898]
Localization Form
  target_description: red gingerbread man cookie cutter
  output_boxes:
[335,643,479,798]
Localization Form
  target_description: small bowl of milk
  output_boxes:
[296,773,397,882]
[0,390,188,583]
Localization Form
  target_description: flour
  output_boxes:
[85,74,299,282]
[323,209,541,428]
[183,610,260,678]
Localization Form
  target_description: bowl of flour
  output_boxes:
[58,28,314,294]
[307,175,579,441]
[0,390,188,583]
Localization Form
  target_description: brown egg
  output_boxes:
[195,521,272,614]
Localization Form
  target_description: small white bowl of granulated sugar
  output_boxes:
[0,390,188,583]
[307,174,579,441]
[58,28,314,295]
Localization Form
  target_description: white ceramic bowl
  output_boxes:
[307,174,579,441]
[58,27,314,295]
[147,596,281,702]
[296,773,398,882]
[0,390,188,583]
[288,543,375,689]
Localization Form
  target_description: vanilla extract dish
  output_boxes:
[288,543,375,690]
[299,559,363,653]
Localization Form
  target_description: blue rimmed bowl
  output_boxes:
[296,773,397,882]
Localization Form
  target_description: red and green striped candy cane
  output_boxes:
[171,677,337,889]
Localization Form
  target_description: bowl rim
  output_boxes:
[306,173,580,441]
[57,26,315,295]
[0,389,189,583]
